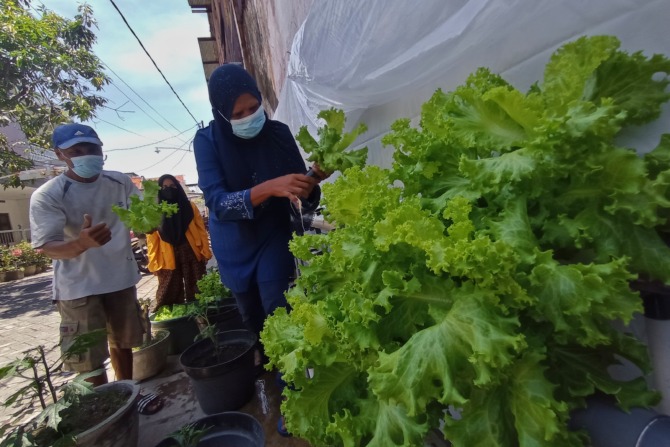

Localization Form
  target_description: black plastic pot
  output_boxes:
[154,411,264,447]
[570,394,670,446]
[179,330,257,414]
[195,303,245,334]
[150,314,200,355]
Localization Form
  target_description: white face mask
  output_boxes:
[219,105,266,139]
[62,154,105,178]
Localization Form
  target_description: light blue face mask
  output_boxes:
[222,105,266,139]
[67,154,105,178]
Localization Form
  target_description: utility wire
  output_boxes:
[107,78,171,133]
[135,147,181,172]
[33,1,190,143]
[106,125,197,152]
[170,148,192,170]
[169,138,195,170]
[95,117,147,138]
[101,59,186,135]
[108,0,200,127]
[134,137,193,174]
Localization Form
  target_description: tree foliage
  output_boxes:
[0,0,109,186]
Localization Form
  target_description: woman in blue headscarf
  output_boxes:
[193,65,325,367]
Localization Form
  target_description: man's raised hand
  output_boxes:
[79,214,112,248]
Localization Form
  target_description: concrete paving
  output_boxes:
[0,269,310,446]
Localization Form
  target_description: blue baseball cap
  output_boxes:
[52,123,103,149]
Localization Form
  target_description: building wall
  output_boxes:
[0,198,31,233]
[194,0,313,116]
[264,0,313,101]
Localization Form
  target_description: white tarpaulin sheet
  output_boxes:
[274,0,670,167]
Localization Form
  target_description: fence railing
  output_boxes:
[0,229,31,246]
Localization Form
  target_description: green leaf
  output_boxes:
[112,180,178,234]
[34,400,68,429]
[541,35,620,115]
[262,35,670,446]
[296,108,368,173]
[0,0,109,166]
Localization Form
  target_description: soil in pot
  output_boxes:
[30,388,131,446]
[180,330,257,414]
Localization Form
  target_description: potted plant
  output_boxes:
[150,303,200,355]
[191,269,244,334]
[154,412,265,447]
[132,298,171,382]
[3,266,24,281]
[12,241,38,276]
[179,323,257,415]
[261,36,670,446]
[33,249,51,273]
[0,329,140,447]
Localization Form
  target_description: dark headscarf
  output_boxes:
[208,63,263,122]
[207,64,307,196]
[157,174,194,245]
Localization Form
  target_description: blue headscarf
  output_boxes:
[209,64,262,123]
[207,64,307,195]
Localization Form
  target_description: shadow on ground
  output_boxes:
[0,272,54,319]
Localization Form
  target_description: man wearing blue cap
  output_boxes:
[29,123,162,414]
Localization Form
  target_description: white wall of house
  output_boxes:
[0,198,30,230]
[0,187,34,243]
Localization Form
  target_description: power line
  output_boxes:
[106,125,197,152]
[108,0,200,127]
[94,117,147,138]
[170,148,192,171]
[171,139,195,169]
[33,1,190,143]
[101,59,186,135]
[106,79,171,133]
[134,137,193,173]
[135,148,181,172]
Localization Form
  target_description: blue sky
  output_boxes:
[41,0,212,184]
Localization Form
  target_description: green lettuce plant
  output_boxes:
[112,180,178,234]
[296,108,369,173]
[261,35,670,446]
[194,268,232,308]
[152,303,196,322]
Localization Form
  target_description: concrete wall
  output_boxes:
[0,197,31,232]
[264,0,313,106]
[199,0,313,116]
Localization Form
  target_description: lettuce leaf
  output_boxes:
[112,180,178,234]
[296,108,369,173]
[262,35,670,446]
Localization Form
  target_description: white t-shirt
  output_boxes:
[29,171,141,300]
